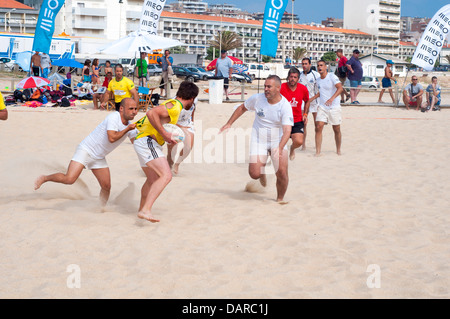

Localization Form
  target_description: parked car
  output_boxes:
[0,57,16,71]
[231,72,252,83]
[147,64,162,76]
[172,66,201,82]
[344,76,380,90]
[186,66,214,81]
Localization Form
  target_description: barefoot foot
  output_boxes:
[259,174,267,187]
[34,175,46,190]
[289,146,296,161]
[138,211,160,223]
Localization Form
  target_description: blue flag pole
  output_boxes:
[260,0,289,58]
[32,0,66,54]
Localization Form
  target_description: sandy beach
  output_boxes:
[0,81,449,298]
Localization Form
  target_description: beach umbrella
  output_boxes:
[98,31,185,55]
[232,64,248,74]
[52,58,84,68]
[15,51,33,72]
[16,76,51,89]
[206,56,244,71]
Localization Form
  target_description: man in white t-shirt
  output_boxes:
[299,57,320,150]
[34,98,138,206]
[220,75,294,203]
[315,60,343,156]
[40,53,51,79]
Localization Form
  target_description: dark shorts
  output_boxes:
[291,121,305,135]
[382,78,392,88]
[115,102,121,111]
[217,76,229,89]
[32,67,40,76]
[159,77,173,89]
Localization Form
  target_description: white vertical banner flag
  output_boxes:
[411,4,450,71]
[139,0,167,34]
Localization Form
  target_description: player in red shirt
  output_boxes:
[336,49,351,103]
[280,67,311,161]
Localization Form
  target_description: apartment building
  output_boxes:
[159,11,372,63]
[344,0,402,57]
[5,0,371,62]
[0,0,38,34]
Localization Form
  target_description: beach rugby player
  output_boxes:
[133,81,199,222]
[220,75,293,203]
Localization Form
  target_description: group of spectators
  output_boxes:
[29,51,52,78]
[336,49,443,111]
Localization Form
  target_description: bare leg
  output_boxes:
[137,158,172,222]
[332,125,342,156]
[35,160,85,190]
[249,154,268,187]
[173,129,194,174]
[416,96,423,111]
[378,89,385,102]
[403,94,410,110]
[289,133,304,160]
[271,148,289,203]
[91,168,112,206]
[315,121,325,156]
[388,89,395,104]
[166,144,176,169]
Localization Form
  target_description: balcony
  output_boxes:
[73,19,106,30]
[73,7,106,17]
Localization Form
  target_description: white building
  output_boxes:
[344,0,402,57]
[160,11,373,63]
[359,53,408,77]
[0,0,38,34]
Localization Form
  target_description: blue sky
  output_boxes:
[168,0,449,24]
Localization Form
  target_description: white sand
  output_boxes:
[0,97,449,298]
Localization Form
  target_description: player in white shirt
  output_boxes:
[299,57,320,150]
[315,60,344,156]
[167,97,198,174]
[34,98,138,206]
[220,75,293,203]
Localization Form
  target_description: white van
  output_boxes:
[245,63,272,79]
[118,57,136,76]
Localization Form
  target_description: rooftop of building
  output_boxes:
[161,11,370,36]
[0,0,33,10]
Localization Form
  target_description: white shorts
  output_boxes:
[249,130,287,156]
[316,106,342,125]
[71,146,108,170]
[180,125,195,135]
[309,100,319,113]
[134,136,165,167]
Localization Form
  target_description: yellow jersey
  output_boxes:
[135,99,183,145]
[0,92,6,111]
[107,76,135,103]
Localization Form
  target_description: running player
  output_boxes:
[34,98,138,206]
[133,81,199,222]
[220,75,293,203]
[280,67,310,160]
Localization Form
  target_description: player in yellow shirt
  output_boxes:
[133,81,199,223]
[0,91,8,121]
[101,64,138,111]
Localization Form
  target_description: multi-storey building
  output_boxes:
[159,11,372,63]
[0,0,38,34]
[166,0,208,14]
[6,0,372,62]
[344,0,401,57]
